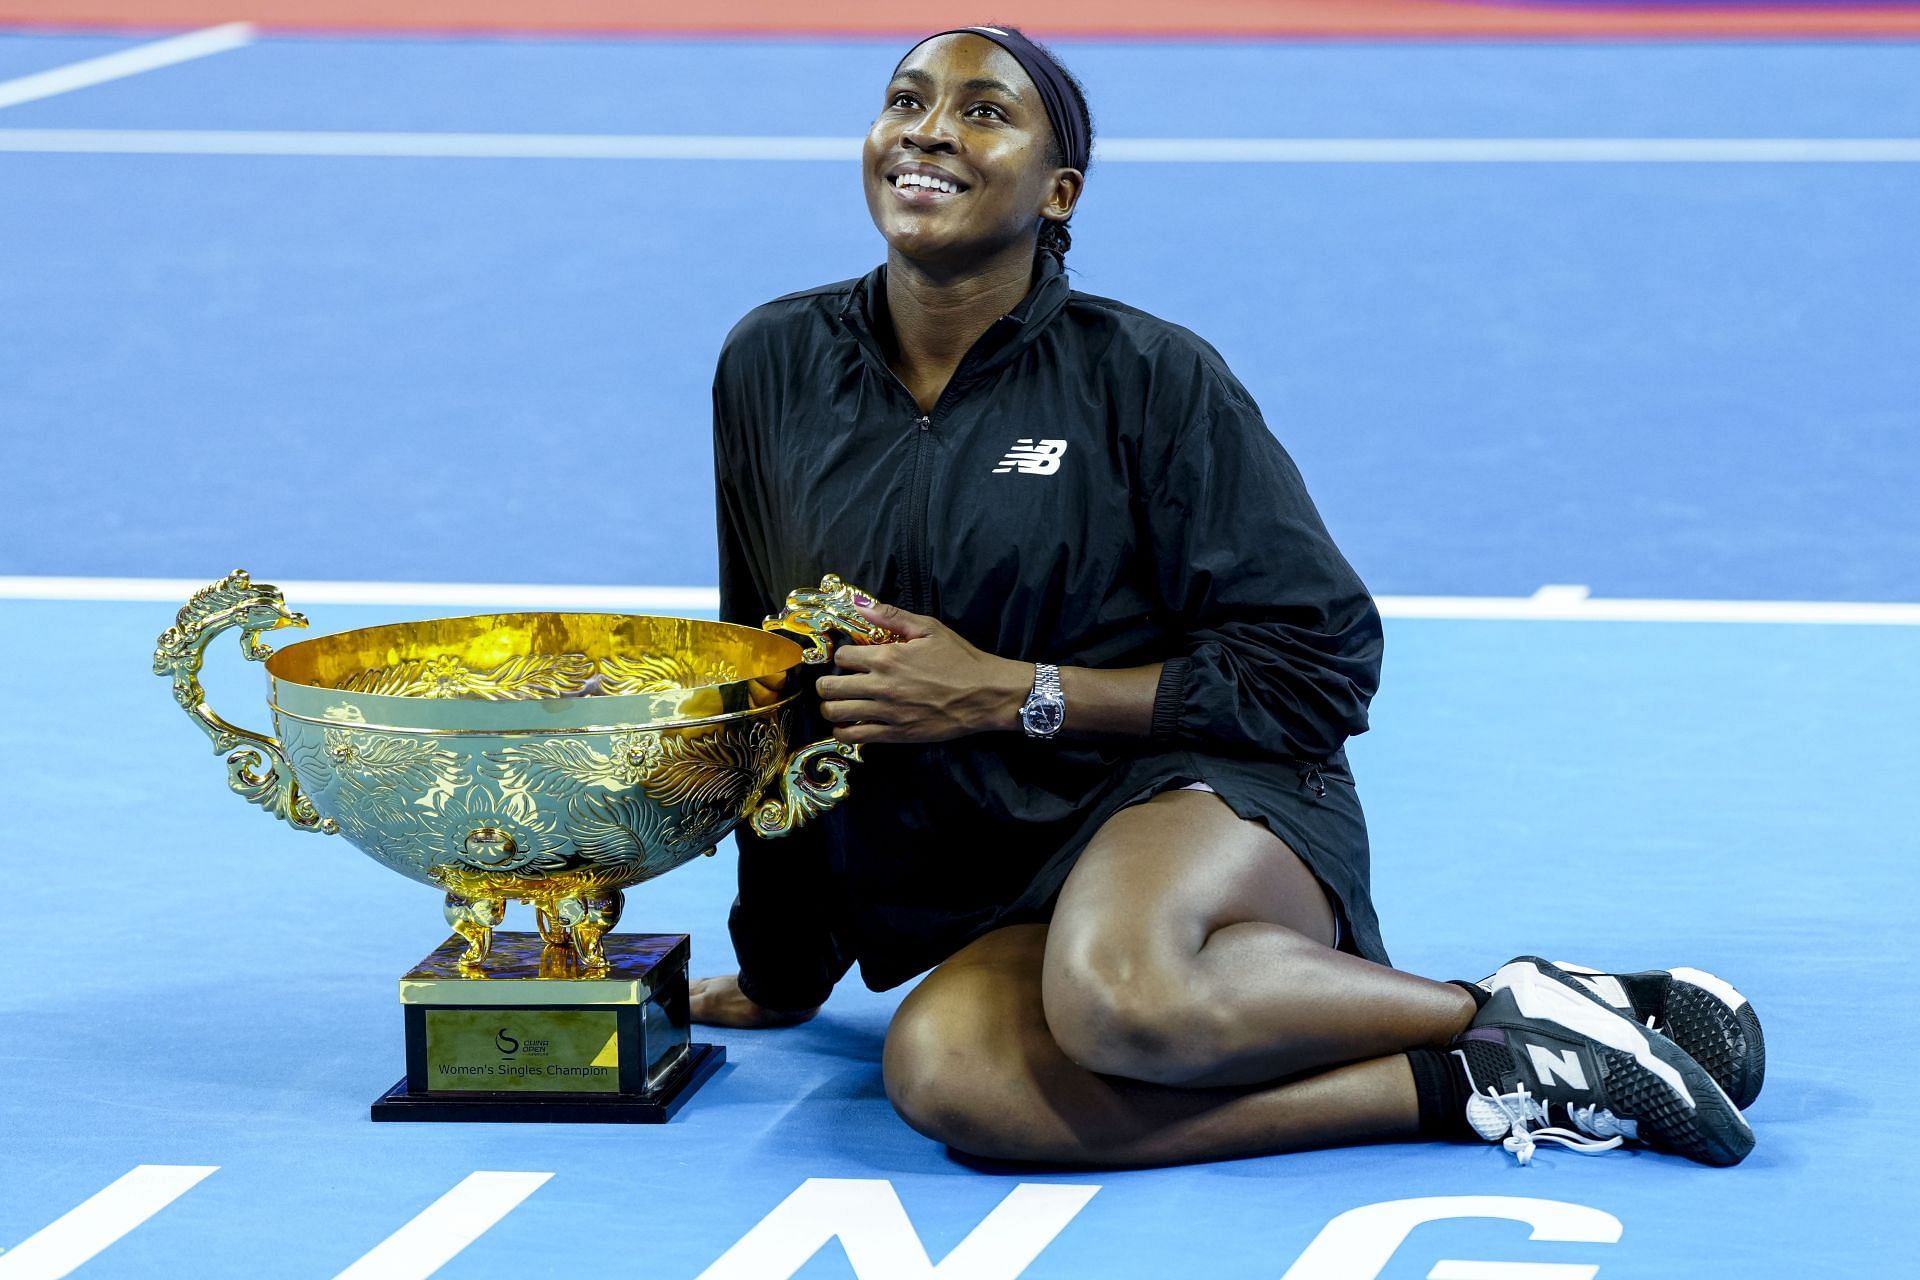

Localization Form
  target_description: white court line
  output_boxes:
[333,1171,552,1280]
[1103,137,1920,163]
[0,129,856,159]
[0,25,253,112]
[3,575,1917,624]
[1,129,1918,162]
[1375,594,1920,624]
[0,1164,219,1280]
[0,574,720,611]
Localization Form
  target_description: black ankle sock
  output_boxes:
[1405,1047,1476,1141]
[1450,979,1491,1012]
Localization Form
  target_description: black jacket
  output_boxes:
[713,250,1387,1009]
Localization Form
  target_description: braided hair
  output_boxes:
[989,24,1094,265]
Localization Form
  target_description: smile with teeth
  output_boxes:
[893,172,965,195]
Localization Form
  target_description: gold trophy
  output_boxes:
[153,569,895,1122]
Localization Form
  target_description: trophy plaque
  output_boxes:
[153,569,895,1122]
[371,932,723,1123]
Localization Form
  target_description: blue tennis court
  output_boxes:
[2,23,1917,1280]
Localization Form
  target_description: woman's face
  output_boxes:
[863,34,1081,268]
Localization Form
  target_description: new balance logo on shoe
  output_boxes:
[993,439,1068,475]
[1526,1043,1590,1091]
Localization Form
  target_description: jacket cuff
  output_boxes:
[1149,657,1190,741]
[728,891,839,1013]
[735,965,829,1015]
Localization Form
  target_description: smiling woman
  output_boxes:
[688,25,1764,1173]
[868,25,1092,272]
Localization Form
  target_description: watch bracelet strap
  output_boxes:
[1023,661,1064,737]
[1034,661,1062,699]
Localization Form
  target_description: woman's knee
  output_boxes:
[882,941,1049,1156]
[1040,938,1221,1085]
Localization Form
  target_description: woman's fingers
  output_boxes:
[818,697,892,725]
[831,721,899,745]
[815,671,883,700]
[851,598,939,640]
[826,642,898,674]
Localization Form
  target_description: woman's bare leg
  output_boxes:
[883,923,1426,1165]
[1040,788,1475,1087]
[881,787,1484,1163]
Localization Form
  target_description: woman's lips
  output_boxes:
[890,179,967,206]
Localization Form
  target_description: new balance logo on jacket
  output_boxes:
[993,439,1068,475]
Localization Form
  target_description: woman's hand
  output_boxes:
[816,597,1031,745]
[689,974,820,1028]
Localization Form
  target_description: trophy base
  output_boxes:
[370,1041,724,1123]
[371,931,722,1124]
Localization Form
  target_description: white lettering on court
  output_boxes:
[334,1171,553,1280]
[695,1178,1100,1280]
[0,1165,218,1280]
[1279,1195,1623,1280]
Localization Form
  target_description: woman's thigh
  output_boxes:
[1036,788,1343,1082]
[1050,787,1337,967]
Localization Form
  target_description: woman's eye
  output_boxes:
[884,92,1002,119]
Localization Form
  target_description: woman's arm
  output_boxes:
[819,367,1379,756]
[819,599,1164,742]
[708,364,854,1019]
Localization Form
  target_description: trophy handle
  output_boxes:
[151,569,337,834]
[760,572,901,664]
[751,573,901,837]
[749,737,862,838]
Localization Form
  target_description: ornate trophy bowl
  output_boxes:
[154,570,894,977]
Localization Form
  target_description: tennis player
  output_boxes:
[692,26,1762,1167]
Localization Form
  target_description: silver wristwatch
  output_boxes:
[1019,662,1065,738]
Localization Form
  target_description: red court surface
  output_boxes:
[6,0,1920,39]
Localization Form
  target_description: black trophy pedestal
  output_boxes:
[370,1043,724,1123]
[370,931,725,1124]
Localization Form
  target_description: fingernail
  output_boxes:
[853,592,873,606]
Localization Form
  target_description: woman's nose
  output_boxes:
[901,103,960,151]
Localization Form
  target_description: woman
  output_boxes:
[694,25,1762,1168]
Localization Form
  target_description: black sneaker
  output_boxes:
[1476,960,1766,1109]
[1458,957,1755,1167]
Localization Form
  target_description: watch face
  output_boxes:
[1024,701,1064,735]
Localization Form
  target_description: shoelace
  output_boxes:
[1469,1088,1628,1165]
[1453,1048,1630,1166]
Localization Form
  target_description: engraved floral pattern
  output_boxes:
[640,721,781,810]
[423,782,572,875]
[336,651,595,700]
[284,711,798,886]
[482,731,664,808]
[566,793,671,870]
[664,799,738,856]
[599,651,741,695]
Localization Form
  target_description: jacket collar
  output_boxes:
[836,251,1071,386]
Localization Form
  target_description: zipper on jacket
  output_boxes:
[907,413,934,612]
[872,316,1015,615]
